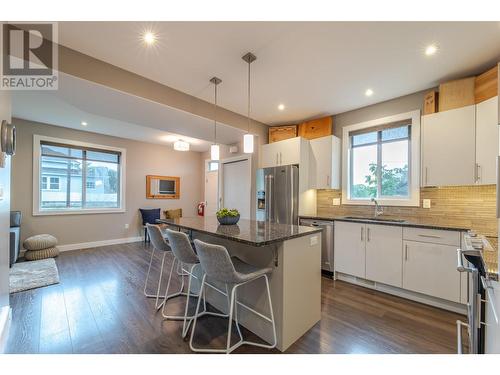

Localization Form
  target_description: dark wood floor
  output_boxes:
[6,241,463,354]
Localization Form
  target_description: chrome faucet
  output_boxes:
[371,197,383,217]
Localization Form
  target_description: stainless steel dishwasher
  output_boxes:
[299,218,334,272]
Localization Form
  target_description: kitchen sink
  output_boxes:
[343,216,407,223]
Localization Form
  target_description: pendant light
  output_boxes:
[210,76,222,161]
[242,52,256,154]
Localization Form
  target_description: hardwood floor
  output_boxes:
[6,241,463,354]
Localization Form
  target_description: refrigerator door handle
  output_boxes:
[290,166,294,224]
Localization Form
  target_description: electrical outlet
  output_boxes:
[332,198,341,206]
[422,199,431,209]
[124,223,129,229]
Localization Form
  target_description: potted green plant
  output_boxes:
[216,208,240,225]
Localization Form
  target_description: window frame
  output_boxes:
[342,110,421,207]
[33,135,127,216]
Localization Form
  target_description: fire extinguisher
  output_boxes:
[197,202,205,217]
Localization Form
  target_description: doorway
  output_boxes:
[204,161,219,217]
[220,157,251,219]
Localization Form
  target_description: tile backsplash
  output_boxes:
[317,185,497,237]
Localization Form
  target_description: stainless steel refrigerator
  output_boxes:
[256,165,299,225]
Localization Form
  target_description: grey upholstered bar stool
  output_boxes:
[144,223,186,310]
[190,239,277,354]
[162,229,227,337]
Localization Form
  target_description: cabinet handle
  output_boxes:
[418,234,441,239]
[405,244,408,261]
[360,227,364,242]
[425,167,428,185]
[276,153,279,165]
[280,152,282,165]
[326,175,330,187]
[367,227,371,242]
[476,163,481,183]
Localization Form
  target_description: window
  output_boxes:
[34,135,126,215]
[342,111,420,207]
[208,161,219,172]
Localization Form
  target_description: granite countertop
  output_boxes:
[462,234,499,281]
[299,215,470,232]
[157,216,322,247]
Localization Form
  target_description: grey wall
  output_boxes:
[11,118,204,246]
[0,91,12,311]
[332,89,430,138]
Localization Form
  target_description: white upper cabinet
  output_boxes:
[260,137,308,168]
[309,135,341,189]
[475,96,498,185]
[421,105,476,186]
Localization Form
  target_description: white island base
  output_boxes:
[190,232,322,352]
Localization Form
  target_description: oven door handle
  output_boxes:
[456,249,476,273]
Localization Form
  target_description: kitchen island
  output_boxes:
[158,216,322,352]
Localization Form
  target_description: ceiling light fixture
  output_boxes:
[210,76,222,161]
[143,31,156,45]
[365,89,374,97]
[81,121,88,126]
[242,52,256,154]
[425,44,438,56]
[173,140,190,152]
[278,104,285,111]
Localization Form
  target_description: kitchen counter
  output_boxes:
[299,214,469,232]
[157,216,322,352]
[464,235,499,281]
[158,216,322,247]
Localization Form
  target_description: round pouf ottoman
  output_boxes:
[23,234,59,260]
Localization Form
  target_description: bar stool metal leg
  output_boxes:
[143,247,168,310]
[189,274,276,354]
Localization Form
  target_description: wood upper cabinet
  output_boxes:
[268,125,297,143]
[298,117,333,140]
[260,137,308,168]
[475,96,498,185]
[334,221,366,278]
[421,105,476,186]
[365,224,403,288]
[309,135,340,189]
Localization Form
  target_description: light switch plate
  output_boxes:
[422,199,431,209]
[332,198,341,206]
[310,236,318,246]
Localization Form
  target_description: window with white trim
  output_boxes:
[34,136,126,214]
[342,111,420,207]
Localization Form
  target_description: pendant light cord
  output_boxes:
[247,60,251,134]
[214,82,217,144]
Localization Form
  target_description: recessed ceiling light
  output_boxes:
[173,140,190,152]
[81,121,87,126]
[365,89,374,97]
[425,44,438,56]
[143,31,156,45]
[278,104,285,111]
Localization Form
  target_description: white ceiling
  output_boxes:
[58,21,500,125]
[12,72,245,152]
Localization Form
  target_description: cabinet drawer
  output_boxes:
[403,227,461,246]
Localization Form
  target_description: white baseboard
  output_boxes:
[21,236,143,256]
[0,306,12,353]
[336,272,467,315]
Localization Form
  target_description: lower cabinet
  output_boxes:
[365,225,403,288]
[334,221,365,278]
[334,221,463,304]
[402,240,461,303]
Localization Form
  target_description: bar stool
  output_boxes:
[162,229,227,337]
[143,223,185,310]
[190,239,277,354]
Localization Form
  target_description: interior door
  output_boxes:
[365,224,403,287]
[204,170,218,217]
[403,240,461,302]
[334,221,366,278]
[221,158,251,219]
